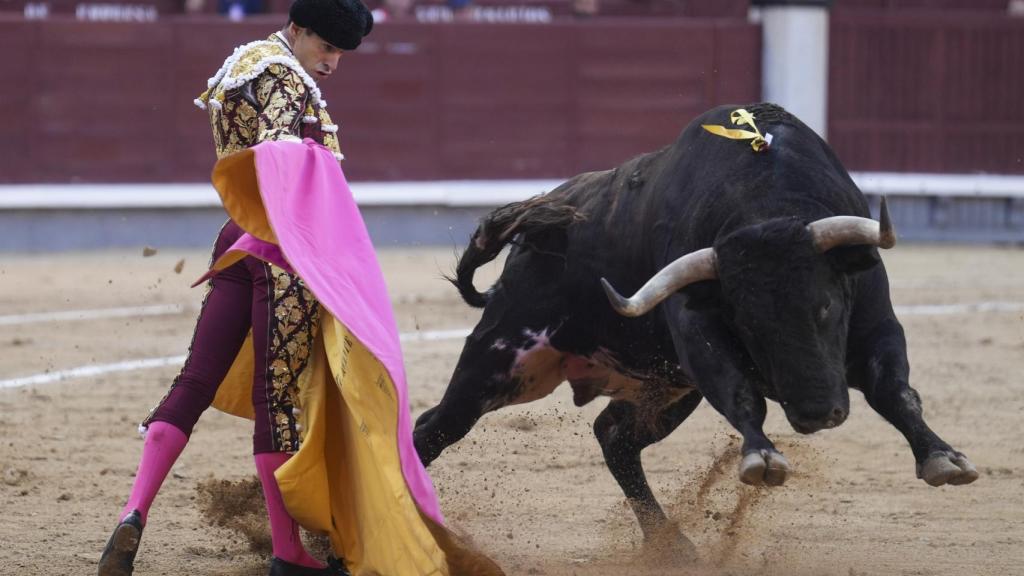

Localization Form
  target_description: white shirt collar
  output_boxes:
[273,31,293,52]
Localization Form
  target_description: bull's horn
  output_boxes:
[807,196,896,252]
[601,247,718,317]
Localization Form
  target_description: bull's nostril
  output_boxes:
[825,407,847,428]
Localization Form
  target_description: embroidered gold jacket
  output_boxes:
[195,34,343,160]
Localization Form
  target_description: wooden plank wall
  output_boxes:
[6,8,1021,183]
[0,16,760,182]
[834,0,1009,11]
[829,11,1024,174]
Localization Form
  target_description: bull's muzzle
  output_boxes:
[786,405,848,435]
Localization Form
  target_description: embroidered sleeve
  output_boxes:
[254,64,308,143]
[319,108,342,157]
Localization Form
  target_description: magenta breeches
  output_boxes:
[144,221,321,454]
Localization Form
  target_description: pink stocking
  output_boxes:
[254,452,324,569]
[120,421,188,526]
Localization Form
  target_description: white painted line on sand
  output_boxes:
[399,328,471,343]
[1,356,187,389]
[3,300,1021,390]
[0,327,471,390]
[894,302,1024,316]
[0,304,185,326]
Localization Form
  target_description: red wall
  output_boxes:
[834,0,1009,11]
[829,11,1024,174]
[0,16,760,183]
[5,8,1023,183]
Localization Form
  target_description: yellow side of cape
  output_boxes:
[209,315,451,574]
[280,314,450,574]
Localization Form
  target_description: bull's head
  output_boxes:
[601,199,895,434]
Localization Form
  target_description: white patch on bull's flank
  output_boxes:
[491,338,508,351]
[509,328,555,376]
[505,327,564,405]
[520,327,552,349]
[508,344,565,405]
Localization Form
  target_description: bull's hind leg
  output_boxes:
[850,318,978,487]
[594,392,702,554]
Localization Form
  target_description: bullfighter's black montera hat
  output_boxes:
[289,0,374,51]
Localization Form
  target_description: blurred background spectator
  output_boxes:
[219,0,265,19]
[181,0,266,17]
[447,0,472,20]
[570,0,597,18]
[371,0,414,22]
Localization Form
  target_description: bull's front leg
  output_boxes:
[850,317,978,486]
[669,308,790,486]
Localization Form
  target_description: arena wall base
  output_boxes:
[0,175,1022,252]
[0,206,506,252]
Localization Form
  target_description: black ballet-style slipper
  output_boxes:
[269,556,351,576]
[97,509,144,576]
[326,555,352,576]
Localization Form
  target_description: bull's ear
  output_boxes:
[826,245,881,274]
[681,279,721,310]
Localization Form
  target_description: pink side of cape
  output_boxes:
[225,138,444,524]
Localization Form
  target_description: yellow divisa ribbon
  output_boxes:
[702,108,769,152]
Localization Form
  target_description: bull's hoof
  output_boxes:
[739,449,790,487]
[918,451,979,487]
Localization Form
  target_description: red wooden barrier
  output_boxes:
[0,16,760,182]
[5,8,1021,183]
[834,0,1009,12]
[829,11,1024,174]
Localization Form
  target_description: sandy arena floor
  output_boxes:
[0,244,1022,576]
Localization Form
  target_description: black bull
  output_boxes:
[412,103,977,546]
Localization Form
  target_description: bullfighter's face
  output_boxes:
[287,24,344,83]
[714,220,859,434]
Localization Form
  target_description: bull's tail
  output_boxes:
[452,194,584,308]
